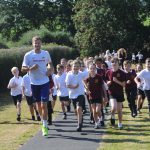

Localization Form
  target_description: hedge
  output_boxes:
[0,44,79,90]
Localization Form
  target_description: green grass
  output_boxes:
[0,93,61,150]
[99,101,150,150]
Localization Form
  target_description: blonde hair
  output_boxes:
[11,67,18,73]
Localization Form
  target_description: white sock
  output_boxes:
[43,120,48,127]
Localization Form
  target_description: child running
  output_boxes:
[22,73,40,121]
[84,63,108,129]
[123,60,137,117]
[54,64,69,119]
[65,60,87,132]
[7,67,23,121]
[135,58,150,118]
[105,58,126,129]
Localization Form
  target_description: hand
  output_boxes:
[74,83,79,89]
[127,80,131,84]
[103,97,109,103]
[107,81,112,85]
[30,64,38,71]
[46,69,51,76]
[113,77,118,83]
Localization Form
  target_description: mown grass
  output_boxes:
[99,101,150,150]
[0,93,61,150]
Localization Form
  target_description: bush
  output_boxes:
[18,27,75,47]
[0,44,79,90]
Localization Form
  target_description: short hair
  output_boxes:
[11,67,18,72]
[32,36,41,43]
[123,60,131,65]
[111,58,119,63]
[94,57,103,63]
[56,64,64,70]
[72,60,81,67]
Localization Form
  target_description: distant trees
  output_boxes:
[73,0,150,56]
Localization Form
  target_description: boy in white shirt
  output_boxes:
[65,60,87,132]
[7,67,23,121]
[54,64,69,119]
[22,73,40,121]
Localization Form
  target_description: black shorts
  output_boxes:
[89,98,102,104]
[59,96,69,102]
[12,94,22,106]
[52,95,57,101]
[71,95,85,110]
[109,94,125,102]
[137,89,145,99]
[25,96,36,106]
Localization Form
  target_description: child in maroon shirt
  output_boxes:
[84,63,108,129]
[123,60,137,118]
[106,58,126,129]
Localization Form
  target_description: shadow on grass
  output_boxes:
[0,121,39,125]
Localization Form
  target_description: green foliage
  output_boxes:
[73,0,150,56]
[0,45,79,89]
[18,27,75,47]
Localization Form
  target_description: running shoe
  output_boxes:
[110,118,115,126]
[42,126,48,136]
[118,123,123,130]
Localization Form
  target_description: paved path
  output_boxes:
[19,110,105,150]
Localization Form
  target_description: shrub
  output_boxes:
[18,27,75,47]
[0,44,79,90]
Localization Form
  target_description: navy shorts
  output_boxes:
[71,95,85,110]
[59,96,69,102]
[25,96,36,105]
[31,82,50,103]
[89,98,102,104]
[109,94,125,102]
[12,94,22,106]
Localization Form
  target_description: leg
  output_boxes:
[110,98,117,126]
[117,102,123,129]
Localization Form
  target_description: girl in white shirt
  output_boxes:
[7,67,22,121]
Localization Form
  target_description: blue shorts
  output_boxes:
[31,82,50,103]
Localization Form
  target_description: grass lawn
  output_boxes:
[0,92,61,150]
[99,101,150,150]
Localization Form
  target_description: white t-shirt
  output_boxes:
[52,74,57,96]
[54,73,69,97]
[8,76,23,96]
[137,69,150,90]
[136,54,143,60]
[22,74,32,96]
[22,50,51,85]
[65,71,87,99]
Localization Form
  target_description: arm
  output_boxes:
[21,64,38,73]
[134,76,141,87]
[66,84,79,89]
[113,77,126,87]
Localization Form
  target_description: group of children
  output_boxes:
[7,38,150,136]
[7,56,150,133]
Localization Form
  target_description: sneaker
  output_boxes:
[90,120,95,124]
[42,126,48,136]
[63,114,67,120]
[17,116,21,121]
[100,121,105,127]
[110,118,115,126]
[94,124,100,129]
[118,123,123,130]
[37,116,41,121]
[32,116,35,121]
[76,125,82,132]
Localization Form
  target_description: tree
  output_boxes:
[73,0,150,56]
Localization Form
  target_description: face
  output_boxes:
[80,64,85,71]
[89,64,96,74]
[72,63,80,73]
[95,61,102,68]
[32,39,41,51]
[111,61,119,70]
[136,65,142,72]
[124,63,131,71]
[57,68,64,74]
[66,65,71,72]
[61,60,67,66]
[145,60,150,70]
